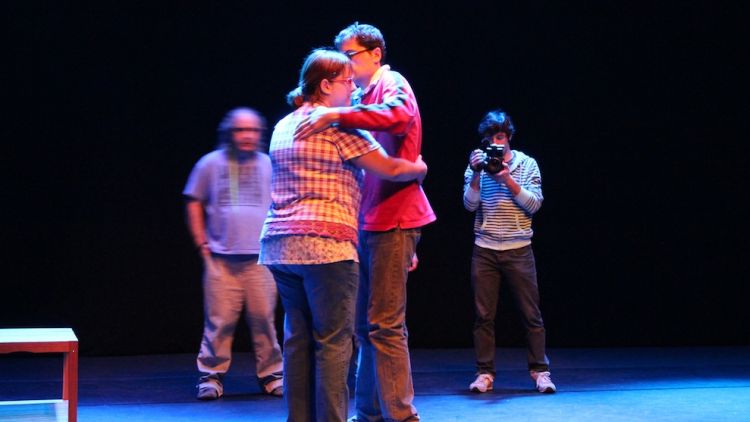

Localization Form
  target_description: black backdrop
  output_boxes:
[6,1,748,356]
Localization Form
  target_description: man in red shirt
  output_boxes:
[295,22,435,422]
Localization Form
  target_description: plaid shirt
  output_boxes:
[261,103,380,244]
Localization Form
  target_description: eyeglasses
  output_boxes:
[230,127,264,133]
[344,48,372,58]
[329,77,354,86]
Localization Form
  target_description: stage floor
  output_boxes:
[1,346,749,421]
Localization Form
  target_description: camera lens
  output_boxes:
[485,157,503,174]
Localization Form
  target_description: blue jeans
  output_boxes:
[471,244,550,375]
[269,261,358,422]
[354,228,420,422]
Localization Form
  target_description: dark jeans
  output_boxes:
[269,261,358,422]
[471,244,550,375]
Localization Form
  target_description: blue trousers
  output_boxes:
[354,228,421,422]
[269,261,358,422]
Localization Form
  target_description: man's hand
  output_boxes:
[415,154,428,184]
[469,149,485,172]
[408,253,419,272]
[488,161,511,185]
[294,106,338,139]
[198,243,211,259]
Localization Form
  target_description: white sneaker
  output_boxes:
[469,373,494,393]
[530,371,556,393]
[196,378,224,400]
[264,378,284,397]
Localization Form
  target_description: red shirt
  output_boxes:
[338,65,436,231]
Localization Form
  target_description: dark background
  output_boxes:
[6,1,748,356]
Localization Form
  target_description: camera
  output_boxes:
[475,142,505,174]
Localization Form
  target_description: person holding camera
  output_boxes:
[463,109,556,395]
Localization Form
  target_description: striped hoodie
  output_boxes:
[463,150,543,251]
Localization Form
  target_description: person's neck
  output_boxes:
[356,65,380,89]
[314,98,334,108]
[235,150,256,161]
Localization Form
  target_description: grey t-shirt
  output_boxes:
[183,149,271,254]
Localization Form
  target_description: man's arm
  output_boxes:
[337,74,416,134]
[488,159,543,214]
[351,148,427,183]
[463,150,484,212]
[185,198,210,257]
[513,160,544,214]
[488,163,521,196]
[295,72,416,139]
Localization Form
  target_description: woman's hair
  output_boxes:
[286,48,352,108]
[215,107,266,151]
[478,109,516,139]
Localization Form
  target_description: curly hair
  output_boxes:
[478,109,516,140]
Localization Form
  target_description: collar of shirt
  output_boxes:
[361,65,390,97]
[507,150,521,172]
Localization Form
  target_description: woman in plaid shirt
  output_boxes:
[259,49,427,422]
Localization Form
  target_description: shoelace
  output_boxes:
[475,374,493,385]
[536,372,552,385]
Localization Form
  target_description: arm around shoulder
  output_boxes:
[338,72,417,134]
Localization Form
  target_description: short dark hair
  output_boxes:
[334,22,387,63]
[478,109,516,139]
